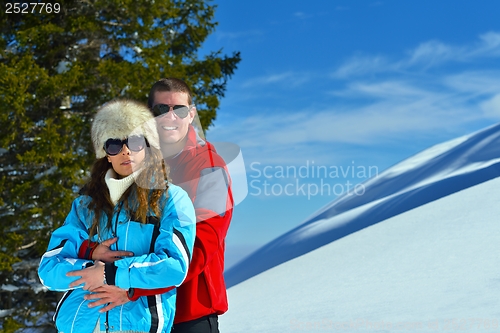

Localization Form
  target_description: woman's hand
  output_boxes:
[67,260,106,291]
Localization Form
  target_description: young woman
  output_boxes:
[38,99,196,333]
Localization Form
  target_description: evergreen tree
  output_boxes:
[0,1,240,331]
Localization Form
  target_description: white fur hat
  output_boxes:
[91,99,160,158]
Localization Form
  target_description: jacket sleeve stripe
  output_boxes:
[147,295,164,333]
[42,239,68,258]
[149,224,161,254]
[173,227,191,265]
[129,260,166,268]
[53,289,73,322]
[126,228,190,273]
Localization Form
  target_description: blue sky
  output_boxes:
[199,0,500,267]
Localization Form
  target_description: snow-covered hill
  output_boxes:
[225,123,500,288]
[221,122,500,332]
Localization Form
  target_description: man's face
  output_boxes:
[153,91,195,147]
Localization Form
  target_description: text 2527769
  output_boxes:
[5,3,61,14]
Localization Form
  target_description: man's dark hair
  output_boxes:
[148,78,193,108]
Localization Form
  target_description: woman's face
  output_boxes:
[107,141,146,178]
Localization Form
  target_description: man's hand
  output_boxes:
[85,285,130,312]
[93,238,134,262]
[67,261,106,291]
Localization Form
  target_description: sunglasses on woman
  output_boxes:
[104,135,148,156]
[152,104,192,118]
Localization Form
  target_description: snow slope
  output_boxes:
[220,122,500,332]
[220,175,500,332]
[225,122,500,288]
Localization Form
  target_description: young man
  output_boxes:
[81,78,233,333]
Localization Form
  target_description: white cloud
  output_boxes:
[443,70,500,94]
[293,12,313,20]
[254,98,470,147]
[214,29,264,42]
[469,31,500,57]
[407,40,459,67]
[335,80,434,99]
[409,32,500,65]
[332,55,392,78]
[480,94,500,118]
[333,32,500,78]
[241,71,311,88]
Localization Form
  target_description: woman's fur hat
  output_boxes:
[91,99,160,158]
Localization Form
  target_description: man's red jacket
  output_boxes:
[79,126,233,324]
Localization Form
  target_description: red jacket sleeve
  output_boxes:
[78,239,98,260]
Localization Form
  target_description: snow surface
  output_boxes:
[221,122,500,332]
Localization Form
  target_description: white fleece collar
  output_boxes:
[105,168,142,205]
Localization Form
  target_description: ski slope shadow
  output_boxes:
[225,122,500,288]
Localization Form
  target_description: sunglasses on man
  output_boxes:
[152,104,192,119]
[104,135,148,156]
